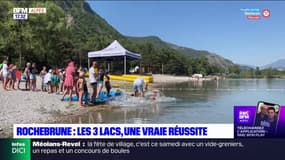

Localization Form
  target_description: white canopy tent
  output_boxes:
[88,40,141,74]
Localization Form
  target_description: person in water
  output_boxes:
[105,72,111,96]
[149,89,160,100]
[133,77,148,97]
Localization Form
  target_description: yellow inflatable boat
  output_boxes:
[84,72,153,83]
[109,74,153,83]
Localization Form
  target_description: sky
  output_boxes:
[87,1,285,66]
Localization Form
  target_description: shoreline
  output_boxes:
[0,74,246,137]
[1,74,284,137]
[0,73,235,137]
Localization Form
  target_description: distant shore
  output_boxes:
[152,74,219,84]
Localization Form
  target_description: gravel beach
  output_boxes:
[0,74,196,137]
[0,78,80,137]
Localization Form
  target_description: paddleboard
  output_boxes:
[63,90,123,103]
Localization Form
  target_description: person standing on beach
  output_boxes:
[44,69,52,93]
[61,61,75,102]
[59,69,65,93]
[89,61,98,104]
[8,64,17,90]
[0,62,3,81]
[0,60,9,91]
[73,65,80,97]
[51,70,60,93]
[30,63,37,91]
[96,65,105,98]
[77,71,88,107]
[40,66,47,92]
[6,64,12,90]
[16,67,21,90]
[24,62,31,90]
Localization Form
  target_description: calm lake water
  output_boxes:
[61,79,285,124]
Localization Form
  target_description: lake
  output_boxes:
[60,79,285,124]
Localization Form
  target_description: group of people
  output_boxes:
[60,61,111,108]
[255,104,278,136]
[0,60,17,91]
[1,59,157,107]
[0,60,112,108]
[40,66,63,94]
[0,60,37,91]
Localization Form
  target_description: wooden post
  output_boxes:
[124,56,126,75]
[88,58,90,69]
[108,62,110,72]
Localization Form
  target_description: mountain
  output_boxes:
[127,36,235,68]
[239,64,255,70]
[0,0,239,76]
[261,59,285,70]
[55,1,236,68]
[167,42,235,68]
[55,0,122,37]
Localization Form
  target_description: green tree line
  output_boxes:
[1,1,284,78]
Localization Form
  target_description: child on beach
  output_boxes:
[30,63,37,91]
[77,71,88,107]
[40,66,47,92]
[74,66,80,97]
[105,73,111,96]
[96,66,105,98]
[5,64,12,90]
[8,64,16,90]
[24,62,31,90]
[51,70,60,93]
[0,62,3,81]
[1,60,8,91]
[16,68,21,90]
[44,69,52,93]
[59,69,65,94]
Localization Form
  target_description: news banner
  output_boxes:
[1,105,285,160]
[14,124,213,138]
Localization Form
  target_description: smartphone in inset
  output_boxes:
[255,101,280,136]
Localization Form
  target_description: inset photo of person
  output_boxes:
[255,101,280,136]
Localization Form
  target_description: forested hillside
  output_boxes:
[1,0,283,77]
